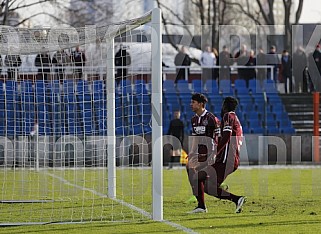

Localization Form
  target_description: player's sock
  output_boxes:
[231,195,242,204]
[219,182,229,191]
[185,195,197,204]
[168,157,174,169]
[196,181,205,209]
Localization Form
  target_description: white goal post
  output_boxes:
[0,8,162,225]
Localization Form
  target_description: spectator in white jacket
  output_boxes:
[200,45,216,86]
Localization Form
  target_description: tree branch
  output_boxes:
[256,0,271,24]
[295,0,303,24]
[156,0,200,49]
[225,1,262,26]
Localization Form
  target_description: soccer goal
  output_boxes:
[0,8,163,225]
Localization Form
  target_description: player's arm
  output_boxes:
[180,123,184,145]
[187,118,199,169]
[189,134,198,156]
[215,113,233,162]
[167,121,172,135]
[213,116,221,145]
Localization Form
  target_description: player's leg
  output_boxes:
[204,163,246,213]
[187,169,207,213]
[168,148,174,169]
[185,162,197,204]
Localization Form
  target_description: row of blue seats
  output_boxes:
[163,78,279,94]
[0,79,295,136]
[0,81,152,136]
[162,90,295,134]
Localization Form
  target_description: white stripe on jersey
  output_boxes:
[223,143,229,163]
[223,126,232,132]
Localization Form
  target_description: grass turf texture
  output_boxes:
[0,167,320,233]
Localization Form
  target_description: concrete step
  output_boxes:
[280,93,321,135]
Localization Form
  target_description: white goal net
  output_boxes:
[0,9,163,225]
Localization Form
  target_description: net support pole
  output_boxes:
[151,8,163,221]
[313,92,320,163]
[107,39,116,198]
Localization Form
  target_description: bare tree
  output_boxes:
[156,0,232,51]
[65,0,113,27]
[283,0,303,50]
[0,0,68,26]
[0,0,113,27]
[227,0,304,51]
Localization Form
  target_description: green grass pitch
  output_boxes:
[0,167,321,233]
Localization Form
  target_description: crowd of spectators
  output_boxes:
[0,42,320,93]
[173,43,320,93]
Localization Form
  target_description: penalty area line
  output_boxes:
[45,172,198,234]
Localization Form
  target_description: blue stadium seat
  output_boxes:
[77,80,94,135]
[163,80,177,93]
[64,94,82,135]
[92,80,107,135]
[248,119,262,129]
[176,80,191,94]
[137,93,150,103]
[234,79,247,88]
[192,79,203,93]
[139,103,151,114]
[129,125,144,135]
[234,79,249,95]
[0,81,5,136]
[264,119,278,128]
[63,80,75,94]
[254,101,269,113]
[252,93,265,103]
[119,79,132,96]
[281,127,296,134]
[35,81,50,135]
[116,126,128,136]
[219,79,233,94]
[205,80,219,94]
[272,104,285,113]
[240,102,254,112]
[93,80,104,94]
[278,119,292,128]
[235,86,249,95]
[242,126,250,134]
[263,79,278,93]
[47,81,65,136]
[185,110,194,122]
[20,80,35,135]
[237,94,253,105]
[250,127,264,134]
[165,94,181,112]
[267,127,280,134]
[248,79,263,93]
[77,80,90,95]
[246,111,261,121]
[267,94,282,104]
[135,79,148,94]
[62,80,82,135]
[4,81,20,136]
[274,111,289,120]
[207,93,223,108]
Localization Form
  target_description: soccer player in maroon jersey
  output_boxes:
[186,93,220,212]
[187,96,246,213]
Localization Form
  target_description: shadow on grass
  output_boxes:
[195,219,321,230]
[0,220,181,234]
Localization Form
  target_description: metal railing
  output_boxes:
[1,65,276,81]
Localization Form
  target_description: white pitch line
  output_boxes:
[45,172,198,234]
[239,165,321,169]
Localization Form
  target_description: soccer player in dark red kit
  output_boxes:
[187,96,246,214]
[186,93,221,212]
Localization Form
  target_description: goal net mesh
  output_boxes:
[0,11,156,224]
